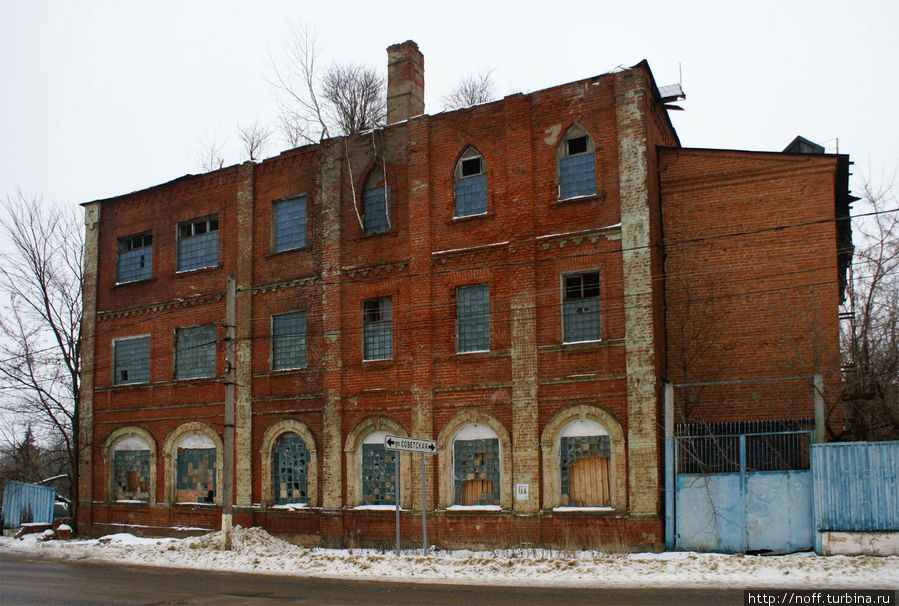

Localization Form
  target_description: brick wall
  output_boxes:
[78,59,843,549]
[660,148,844,429]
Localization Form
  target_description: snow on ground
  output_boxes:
[1,527,897,589]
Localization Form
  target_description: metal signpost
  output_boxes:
[384,434,436,557]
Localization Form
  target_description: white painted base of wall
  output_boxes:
[821,531,899,556]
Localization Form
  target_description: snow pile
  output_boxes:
[1,526,897,588]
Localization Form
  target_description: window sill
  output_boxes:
[113,500,150,505]
[352,504,407,511]
[173,502,218,507]
[552,506,615,512]
[443,505,505,513]
[451,211,491,223]
[271,503,310,510]
[110,381,151,389]
[268,366,308,375]
[539,338,624,353]
[355,229,396,241]
[454,349,509,361]
[266,246,309,259]
[362,358,393,365]
[174,264,220,276]
[554,192,603,205]
[113,277,155,288]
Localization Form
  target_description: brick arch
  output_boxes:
[163,422,223,506]
[436,410,512,509]
[259,419,318,508]
[343,416,411,508]
[101,425,157,506]
[540,404,626,511]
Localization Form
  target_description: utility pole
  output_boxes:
[222,275,236,550]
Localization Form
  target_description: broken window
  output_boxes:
[452,424,500,506]
[456,284,490,353]
[362,298,392,361]
[175,434,216,504]
[559,419,611,507]
[271,311,306,370]
[174,324,216,379]
[177,216,218,272]
[113,335,150,385]
[454,148,487,217]
[112,436,150,502]
[558,126,596,200]
[360,430,395,505]
[362,167,390,234]
[116,232,152,283]
[272,432,309,505]
[563,272,601,343]
[273,196,307,252]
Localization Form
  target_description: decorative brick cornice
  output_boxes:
[97,292,224,321]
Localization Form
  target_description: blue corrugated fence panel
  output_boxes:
[811,441,899,532]
[1,480,56,528]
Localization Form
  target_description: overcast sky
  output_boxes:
[2,0,897,207]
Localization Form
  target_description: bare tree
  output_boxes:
[270,25,386,146]
[442,71,496,110]
[0,192,82,521]
[321,63,386,135]
[841,182,899,440]
[194,131,227,172]
[237,121,272,162]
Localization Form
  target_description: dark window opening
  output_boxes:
[461,157,482,177]
[567,135,588,155]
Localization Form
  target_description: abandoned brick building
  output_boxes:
[77,41,852,547]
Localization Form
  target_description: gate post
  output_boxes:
[664,383,675,550]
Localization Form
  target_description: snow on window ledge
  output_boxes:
[353,504,405,511]
[552,506,615,512]
[445,505,503,512]
[271,503,309,510]
[114,499,148,504]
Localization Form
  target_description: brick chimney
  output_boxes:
[386,41,424,124]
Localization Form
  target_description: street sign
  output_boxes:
[384,434,436,454]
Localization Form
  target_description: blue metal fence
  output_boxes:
[1,480,56,529]
[811,441,899,534]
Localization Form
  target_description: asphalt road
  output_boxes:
[0,551,745,605]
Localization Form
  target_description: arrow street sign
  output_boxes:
[384,434,436,454]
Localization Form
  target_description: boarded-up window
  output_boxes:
[177,217,218,272]
[112,438,150,502]
[176,445,216,503]
[272,432,308,505]
[273,196,307,251]
[272,311,306,370]
[361,443,395,505]
[453,438,500,505]
[116,233,152,283]
[561,435,611,506]
[457,284,490,353]
[113,336,150,385]
[175,324,216,379]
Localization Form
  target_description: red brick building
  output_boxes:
[77,41,852,548]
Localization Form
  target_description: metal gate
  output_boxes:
[672,422,814,553]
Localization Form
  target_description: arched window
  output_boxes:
[557,125,596,200]
[541,405,625,511]
[111,435,151,502]
[360,430,396,505]
[452,423,500,506]
[362,166,390,234]
[559,419,610,507]
[454,148,486,217]
[271,432,309,506]
[175,433,217,504]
